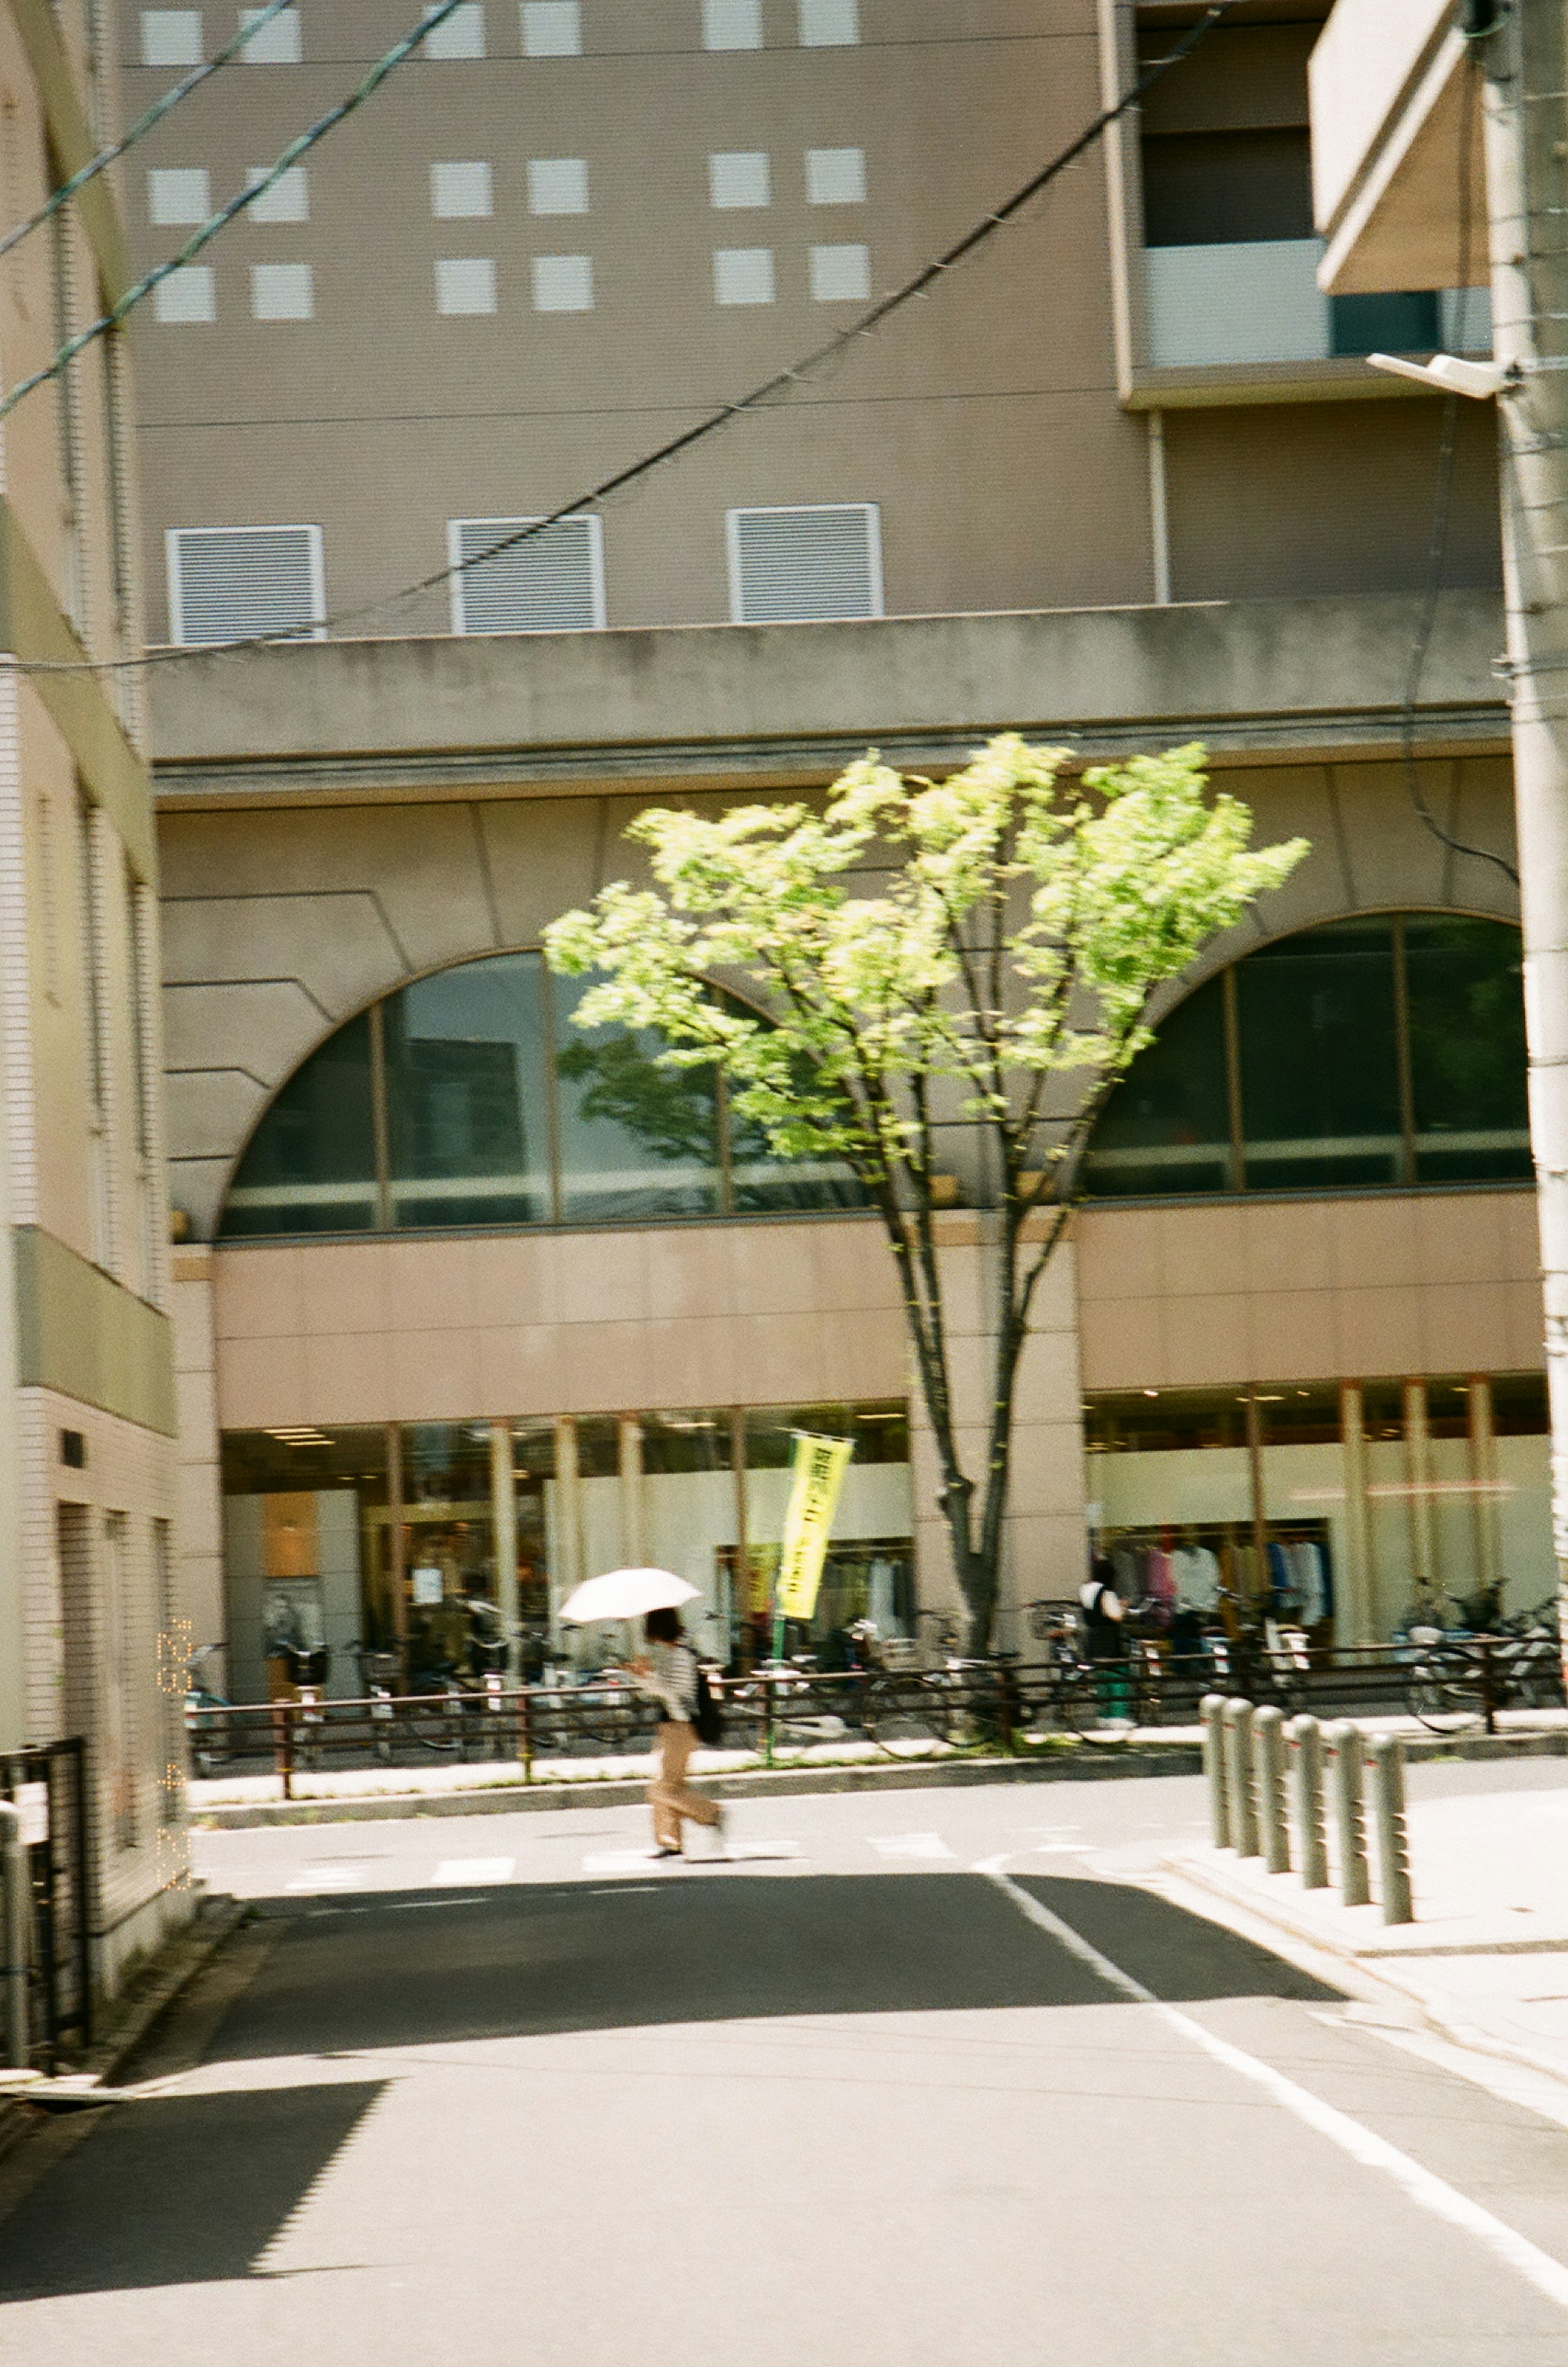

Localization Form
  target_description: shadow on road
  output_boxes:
[222,1868,1341,2057]
[0,1871,1339,2304]
[0,2080,385,2301]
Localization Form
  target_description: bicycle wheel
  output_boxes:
[1405,1674,1477,1733]
[864,1673,953,1752]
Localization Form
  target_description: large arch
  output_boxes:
[1082,909,1529,1201]
[216,947,865,1240]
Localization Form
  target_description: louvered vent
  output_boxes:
[167,525,324,645]
[450,515,604,633]
[727,503,882,624]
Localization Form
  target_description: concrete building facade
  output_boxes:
[114,0,1549,1681]
[0,0,189,2001]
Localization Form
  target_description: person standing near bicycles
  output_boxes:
[628,1607,728,1859]
[1080,1558,1130,1718]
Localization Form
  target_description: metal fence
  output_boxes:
[186,1636,1566,1798]
[0,1741,91,2067]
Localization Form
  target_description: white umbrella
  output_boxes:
[559,1568,699,1624]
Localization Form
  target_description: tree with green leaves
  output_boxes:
[546,736,1307,1652]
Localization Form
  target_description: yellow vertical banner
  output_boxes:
[775,1432,854,1622]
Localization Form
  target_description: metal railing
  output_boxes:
[0,1741,91,2068]
[185,1638,1566,1799]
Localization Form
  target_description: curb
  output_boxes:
[186,1721,1568,1829]
[1166,1851,1568,2100]
[0,1891,248,2182]
[191,1741,1206,1827]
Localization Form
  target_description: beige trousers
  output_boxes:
[649,1721,720,1848]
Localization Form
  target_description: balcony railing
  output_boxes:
[1144,237,1491,372]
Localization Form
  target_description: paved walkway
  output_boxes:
[1171,1779,1568,2091]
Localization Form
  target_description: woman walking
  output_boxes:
[630,1607,728,1859]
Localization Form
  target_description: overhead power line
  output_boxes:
[0,0,470,427]
[0,0,297,272]
[18,0,1235,675]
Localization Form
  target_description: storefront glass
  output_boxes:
[1085,1371,1552,1641]
[220,1400,914,1693]
[220,1426,390,1700]
[742,1402,914,1661]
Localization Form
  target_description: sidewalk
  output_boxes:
[1169,1779,1568,2090]
[186,1708,1568,1826]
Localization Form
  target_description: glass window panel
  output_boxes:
[721,999,869,1212]
[1081,975,1230,1199]
[385,953,550,1228]
[1491,1372,1548,1435]
[508,1420,556,1664]
[573,1416,621,1478]
[1238,919,1402,1190]
[739,1402,913,1659]
[726,1091,869,1212]
[1405,916,1532,1183]
[1084,1389,1249,1454]
[219,1425,390,1698]
[401,1422,495,1676]
[220,1011,377,1237]
[641,1410,735,1474]
[553,971,721,1223]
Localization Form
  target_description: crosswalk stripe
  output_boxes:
[434,1857,515,1884]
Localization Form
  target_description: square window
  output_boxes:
[419,2,485,56]
[528,157,589,215]
[521,1,580,54]
[436,256,497,313]
[709,150,769,209]
[531,253,593,311]
[799,0,857,41]
[713,245,774,305]
[805,145,864,205]
[808,241,869,301]
[250,262,313,319]
[245,165,309,222]
[431,160,494,218]
[147,167,210,225]
[140,10,203,67]
[238,5,301,62]
[702,0,761,48]
[153,265,216,323]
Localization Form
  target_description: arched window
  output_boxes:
[220,950,867,1240]
[1082,914,1530,1201]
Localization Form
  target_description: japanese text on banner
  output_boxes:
[776,1432,854,1622]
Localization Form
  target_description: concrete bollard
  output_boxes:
[1254,1705,1290,1874]
[1201,1693,1230,1848]
[1287,1714,1330,1890]
[1325,1721,1371,1908]
[1369,1733,1415,1926]
[1223,1698,1258,1857]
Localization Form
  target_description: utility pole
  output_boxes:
[1474,0,1568,1686]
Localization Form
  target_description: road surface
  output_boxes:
[4,1762,1568,2365]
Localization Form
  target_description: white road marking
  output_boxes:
[584,1850,673,1874]
[869,1833,954,1859]
[984,1867,1568,2316]
[433,1857,514,1885]
[284,1866,361,1893]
